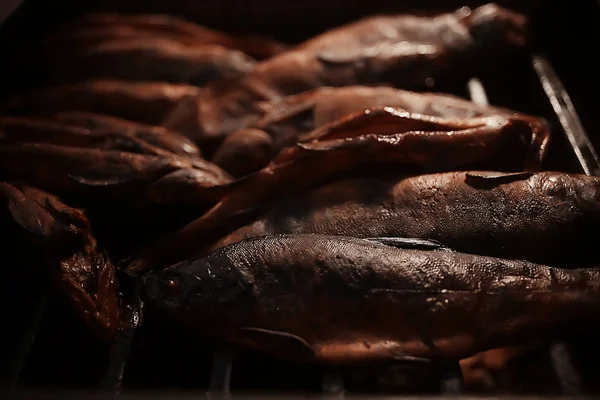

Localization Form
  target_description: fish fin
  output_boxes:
[237,327,316,361]
[465,171,534,186]
[68,164,136,186]
[363,237,450,251]
[8,198,46,238]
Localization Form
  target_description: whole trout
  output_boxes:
[37,39,255,85]
[209,171,600,267]
[212,85,543,176]
[61,13,288,60]
[0,116,192,158]
[0,143,231,207]
[52,111,200,156]
[144,234,600,364]
[0,80,202,126]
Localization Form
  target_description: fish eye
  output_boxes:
[543,176,568,197]
[162,277,180,296]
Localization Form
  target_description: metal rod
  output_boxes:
[549,341,583,395]
[99,280,143,391]
[466,76,584,394]
[440,362,463,394]
[467,78,489,106]
[98,314,139,391]
[322,370,345,397]
[531,54,588,395]
[5,286,50,388]
[532,54,600,176]
[208,344,234,395]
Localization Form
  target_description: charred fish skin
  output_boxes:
[144,234,600,364]
[209,171,600,267]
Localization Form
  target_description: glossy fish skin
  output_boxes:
[144,234,600,364]
[37,39,255,85]
[0,182,120,340]
[52,111,201,156]
[0,116,188,157]
[127,107,548,273]
[209,171,600,268]
[163,3,527,144]
[212,85,540,176]
[62,13,288,60]
[0,80,202,126]
[0,143,232,206]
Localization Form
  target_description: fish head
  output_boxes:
[143,262,194,311]
[531,173,600,215]
[464,4,528,49]
[143,255,254,326]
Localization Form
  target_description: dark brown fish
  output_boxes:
[208,171,599,268]
[0,116,189,157]
[52,111,200,156]
[0,182,119,340]
[62,13,288,60]
[212,85,540,176]
[0,143,231,207]
[36,39,255,85]
[0,80,202,126]
[163,3,528,146]
[127,107,549,273]
[144,234,600,364]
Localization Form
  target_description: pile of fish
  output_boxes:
[1,2,598,393]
